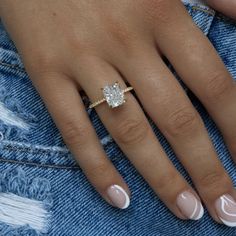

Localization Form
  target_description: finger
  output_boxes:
[150,1,236,226]
[154,1,236,163]
[114,42,236,225]
[206,0,236,19]
[30,71,131,209]
[72,57,204,220]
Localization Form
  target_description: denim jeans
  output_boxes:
[0,2,236,236]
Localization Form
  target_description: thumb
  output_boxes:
[205,0,236,19]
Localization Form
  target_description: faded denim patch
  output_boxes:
[0,167,52,235]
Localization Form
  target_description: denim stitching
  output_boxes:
[2,135,114,154]
[0,60,25,72]
[2,144,69,155]
[192,6,236,22]
[0,141,122,168]
[192,6,215,16]
[0,158,80,170]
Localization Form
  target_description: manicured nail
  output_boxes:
[176,191,204,220]
[107,184,130,209]
[215,194,236,227]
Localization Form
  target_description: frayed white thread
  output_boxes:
[0,102,29,130]
[100,135,112,146]
[0,192,49,232]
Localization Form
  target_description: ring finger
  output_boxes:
[72,56,204,220]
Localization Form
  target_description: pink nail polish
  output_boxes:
[107,185,130,209]
[215,194,236,227]
[176,191,204,220]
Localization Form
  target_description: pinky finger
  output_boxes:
[31,71,131,209]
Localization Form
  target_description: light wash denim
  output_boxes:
[0,2,236,236]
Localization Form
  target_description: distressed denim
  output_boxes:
[0,2,236,236]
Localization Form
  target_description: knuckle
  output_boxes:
[198,171,231,189]
[106,19,135,49]
[165,107,201,137]
[114,117,149,146]
[205,71,234,102]
[69,34,91,57]
[26,52,58,76]
[142,0,172,24]
[155,171,179,193]
[62,120,88,147]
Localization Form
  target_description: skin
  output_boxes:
[0,0,236,224]
[207,0,236,19]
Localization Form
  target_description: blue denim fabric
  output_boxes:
[0,3,236,236]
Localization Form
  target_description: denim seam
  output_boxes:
[0,157,80,170]
[192,6,214,16]
[2,144,70,155]
[0,141,121,168]
[1,138,115,155]
[0,155,123,169]
[192,6,236,22]
[0,60,25,72]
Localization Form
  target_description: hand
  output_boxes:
[1,0,236,226]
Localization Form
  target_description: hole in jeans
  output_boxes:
[0,167,53,235]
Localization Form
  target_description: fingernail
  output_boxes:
[107,184,130,209]
[176,191,204,220]
[215,194,236,227]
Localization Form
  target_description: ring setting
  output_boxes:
[89,82,133,109]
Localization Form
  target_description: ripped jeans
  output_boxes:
[0,2,236,236]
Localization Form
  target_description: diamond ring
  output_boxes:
[89,82,133,109]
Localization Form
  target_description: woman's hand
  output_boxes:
[1,0,236,226]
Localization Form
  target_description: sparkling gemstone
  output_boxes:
[103,82,125,108]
